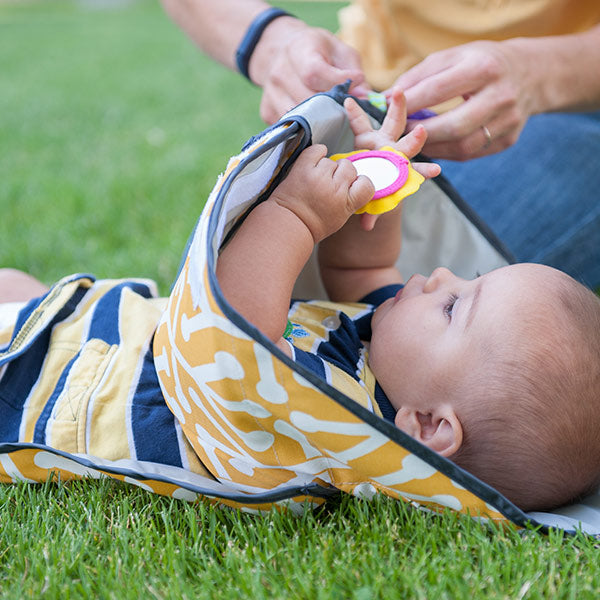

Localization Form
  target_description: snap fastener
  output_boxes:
[322,315,341,329]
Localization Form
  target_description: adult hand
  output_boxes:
[250,19,369,124]
[390,40,537,160]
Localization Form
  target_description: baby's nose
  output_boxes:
[423,267,453,293]
[403,273,427,295]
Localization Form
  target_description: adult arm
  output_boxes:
[160,0,367,123]
[392,25,600,160]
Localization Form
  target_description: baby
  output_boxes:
[217,89,600,511]
[1,90,599,512]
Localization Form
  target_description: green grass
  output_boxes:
[2,478,600,599]
[0,0,341,291]
[1,1,599,598]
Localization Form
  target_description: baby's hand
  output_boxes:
[345,88,440,180]
[344,88,441,230]
[269,144,375,243]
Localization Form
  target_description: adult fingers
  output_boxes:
[259,30,366,124]
[310,28,365,90]
[420,134,507,160]
[419,117,521,160]
[411,92,525,159]
[260,70,316,124]
[395,43,507,116]
[302,59,364,95]
[390,47,461,93]
[260,93,297,124]
[260,67,357,125]
[402,65,482,117]
[406,86,499,143]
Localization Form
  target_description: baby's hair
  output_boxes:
[450,274,600,511]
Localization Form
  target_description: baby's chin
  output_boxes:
[371,297,395,328]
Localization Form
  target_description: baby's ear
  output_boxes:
[394,406,463,457]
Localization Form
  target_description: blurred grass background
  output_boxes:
[0,0,338,291]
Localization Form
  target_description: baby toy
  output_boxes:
[330,146,425,215]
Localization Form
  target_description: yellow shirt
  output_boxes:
[338,0,600,90]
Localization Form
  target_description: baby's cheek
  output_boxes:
[368,330,398,378]
[371,327,423,383]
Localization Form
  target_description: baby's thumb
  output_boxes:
[348,175,375,213]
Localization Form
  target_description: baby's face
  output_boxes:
[368,263,560,418]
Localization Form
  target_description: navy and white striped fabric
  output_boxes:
[283,285,402,423]
[0,274,209,475]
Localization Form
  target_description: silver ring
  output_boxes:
[482,125,492,148]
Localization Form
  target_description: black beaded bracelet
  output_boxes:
[235,7,292,82]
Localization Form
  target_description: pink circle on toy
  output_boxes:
[345,150,409,200]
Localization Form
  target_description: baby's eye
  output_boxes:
[444,294,458,321]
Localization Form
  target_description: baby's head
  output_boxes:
[369,263,600,511]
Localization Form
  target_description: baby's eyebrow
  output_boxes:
[465,280,483,331]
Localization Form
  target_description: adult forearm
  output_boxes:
[503,25,600,113]
[160,0,305,80]
[160,0,267,69]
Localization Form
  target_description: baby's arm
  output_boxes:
[319,89,441,301]
[216,145,374,355]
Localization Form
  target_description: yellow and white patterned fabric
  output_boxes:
[1,100,598,533]
[152,119,513,521]
[2,100,571,530]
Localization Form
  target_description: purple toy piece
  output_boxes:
[408,109,437,120]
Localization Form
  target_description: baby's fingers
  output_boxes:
[302,143,329,165]
[359,213,379,231]
[379,87,407,141]
[347,174,375,213]
[412,161,441,179]
[394,124,428,158]
[344,97,375,139]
